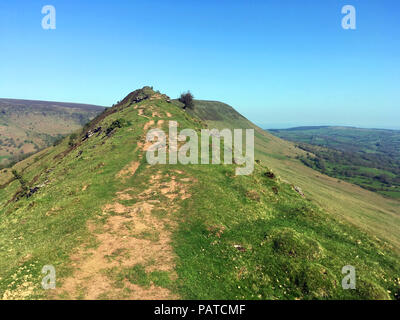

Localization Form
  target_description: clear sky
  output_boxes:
[0,0,399,129]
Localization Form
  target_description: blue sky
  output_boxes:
[0,0,399,129]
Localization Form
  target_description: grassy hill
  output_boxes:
[0,98,105,167]
[268,126,400,199]
[189,102,400,250]
[0,88,399,300]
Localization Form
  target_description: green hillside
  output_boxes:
[0,99,105,168]
[190,102,400,243]
[0,88,399,300]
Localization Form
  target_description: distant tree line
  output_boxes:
[296,143,400,196]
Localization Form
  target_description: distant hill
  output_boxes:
[268,126,400,199]
[0,98,105,166]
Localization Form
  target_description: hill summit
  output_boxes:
[0,87,399,300]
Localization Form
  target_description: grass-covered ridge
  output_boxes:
[0,88,399,300]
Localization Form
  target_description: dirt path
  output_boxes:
[143,120,155,131]
[54,168,189,299]
[55,194,178,299]
[116,161,139,181]
[53,117,191,300]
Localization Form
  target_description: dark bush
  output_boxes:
[105,118,131,136]
[179,91,194,110]
[264,171,276,179]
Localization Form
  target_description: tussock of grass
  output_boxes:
[108,264,173,290]
[270,228,324,260]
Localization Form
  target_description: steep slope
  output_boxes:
[0,98,105,166]
[0,88,399,300]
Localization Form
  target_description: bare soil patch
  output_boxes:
[54,165,192,300]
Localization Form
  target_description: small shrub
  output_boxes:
[264,171,275,179]
[105,119,131,136]
[179,91,194,110]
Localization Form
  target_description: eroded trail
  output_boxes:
[56,191,178,299]
[54,112,192,300]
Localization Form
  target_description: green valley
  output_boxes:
[269,126,400,199]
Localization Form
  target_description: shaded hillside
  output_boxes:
[0,99,105,167]
[269,126,400,199]
[0,88,399,300]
